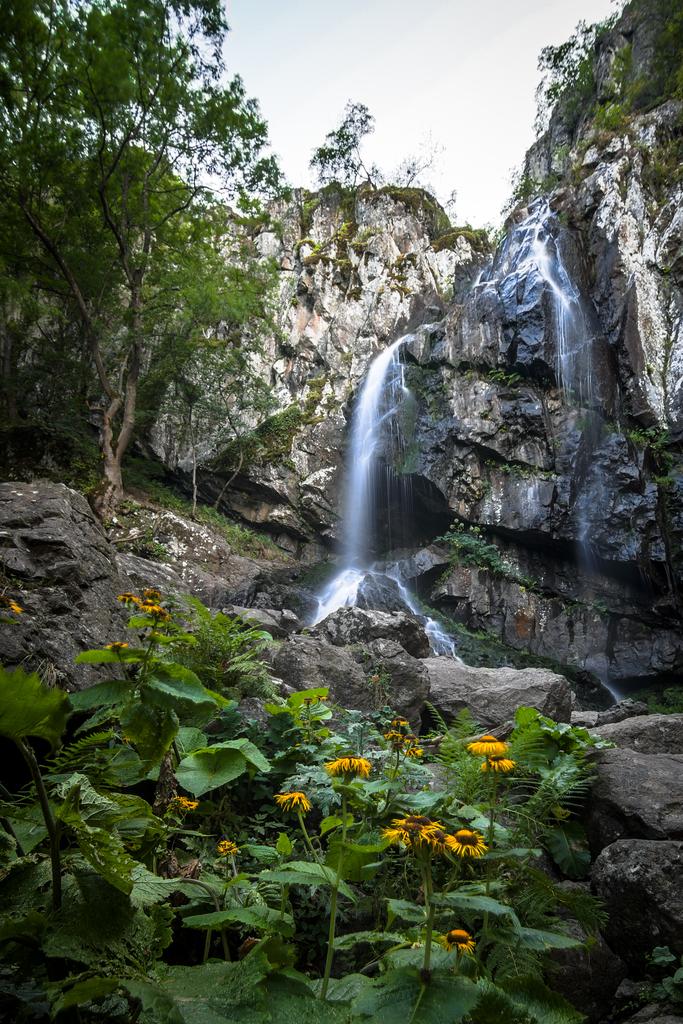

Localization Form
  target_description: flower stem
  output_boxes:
[320,793,348,999]
[297,810,321,863]
[422,859,435,974]
[18,739,61,911]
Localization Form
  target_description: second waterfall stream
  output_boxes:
[312,333,457,657]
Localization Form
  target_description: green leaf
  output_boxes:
[74,825,137,894]
[176,739,270,797]
[333,930,406,950]
[259,861,355,901]
[0,665,69,747]
[320,813,354,836]
[69,678,131,710]
[52,977,121,1014]
[386,898,425,925]
[545,823,591,879]
[500,975,585,1023]
[119,701,179,767]
[184,905,294,936]
[75,648,145,664]
[276,832,293,856]
[515,926,582,950]
[432,891,520,924]
[352,967,479,1022]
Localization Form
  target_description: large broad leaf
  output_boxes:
[333,930,406,950]
[385,898,426,925]
[120,701,179,767]
[183,905,294,937]
[545,822,591,879]
[176,739,270,797]
[0,665,69,747]
[146,663,224,725]
[69,678,131,711]
[75,648,146,664]
[259,861,355,901]
[352,967,479,1023]
[515,926,582,950]
[500,975,585,1024]
[432,891,520,925]
[73,824,137,894]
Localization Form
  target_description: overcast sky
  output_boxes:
[224,0,617,226]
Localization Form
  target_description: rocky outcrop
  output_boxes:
[586,748,683,851]
[546,904,627,1023]
[591,839,683,970]
[423,658,572,727]
[265,634,429,725]
[592,713,683,754]
[310,606,431,658]
[0,482,130,687]
[0,481,276,688]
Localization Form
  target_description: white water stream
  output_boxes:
[312,334,457,657]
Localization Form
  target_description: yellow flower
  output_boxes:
[217,839,239,857]
[466,734,508,757]
[481,754,516,774]
[274,791,312,813]
[105,641,129,651]
[143,588,162,601]
[442,928,476,954]
[117,592,141,606]
[383,816,452,855]
[172,796,199,812]
[139,601,170,619]
[449,828,488,858]
[404,738,423,759]
[390,717,409,730]
[1,596,24,614]
[325,756,371,779]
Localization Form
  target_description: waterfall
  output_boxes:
[312,333,458,658]
[479,197,595,403]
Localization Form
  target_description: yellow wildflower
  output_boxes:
[481,754,516,774]
[143,588,162,601]
[172,796,199,812]
[466,734,509,757]
[116,593,141,606]
[105,641,129,651]
[274,791,312,813]
[325,756,371,779]
[217,839,239,857]
[383,816,453,855]
[442,928,476,954]
[449,828,488,858]
[1,596,23,614]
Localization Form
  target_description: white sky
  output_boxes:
[224,0,617,227]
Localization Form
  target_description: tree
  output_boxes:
[0,0,281,516]
[310,101,380,188]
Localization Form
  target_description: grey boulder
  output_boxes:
[424,657,572,727]
[592,714,683,755]
[311,606,431,658]
[591,840,683,970]
[586,748,683,852]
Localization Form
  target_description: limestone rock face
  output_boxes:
[311,606,431,658]
[591,839,683,970]
[423,658,572,727]
[586,748,683,852]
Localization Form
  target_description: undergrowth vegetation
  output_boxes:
[0,591,614,1022]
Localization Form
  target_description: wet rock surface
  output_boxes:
[591,839,683,971]
[310,606,431,658]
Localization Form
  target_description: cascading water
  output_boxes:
[312,333,457,658]
[478,197,596,403]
